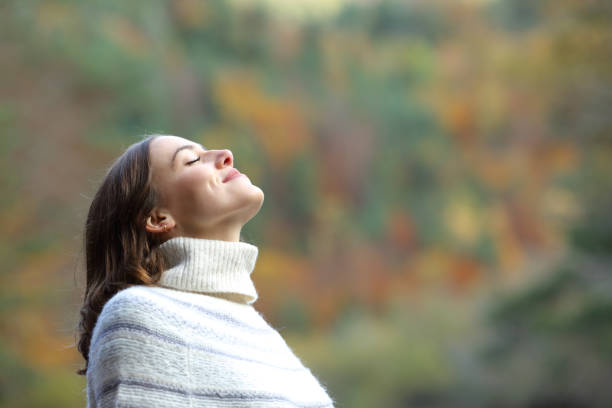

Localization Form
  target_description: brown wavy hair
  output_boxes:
[76,135,167,375]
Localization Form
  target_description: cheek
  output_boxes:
[169,171,217,212]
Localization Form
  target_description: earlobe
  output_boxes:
[145,216,162,234]
[145,209,175,234]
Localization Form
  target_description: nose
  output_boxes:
[215,149,233,169]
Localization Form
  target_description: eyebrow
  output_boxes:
[170,143,207,168]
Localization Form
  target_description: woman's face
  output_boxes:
[147,135,264,240]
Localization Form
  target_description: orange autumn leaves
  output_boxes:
[215,73,311,169]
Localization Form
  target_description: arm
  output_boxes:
[87,330,143,408]
[85,290,192,408]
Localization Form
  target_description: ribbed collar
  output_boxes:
[156,236,259,304]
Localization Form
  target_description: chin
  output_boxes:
[230,184,263,221]
[247,183,264,201]
[246,187,264,215]
[252,188,264,210]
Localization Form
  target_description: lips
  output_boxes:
[223,168,242,183]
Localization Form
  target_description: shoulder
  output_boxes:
[89,286,177,350]
[85,287,193,399]
[95,285,160,326]
[99,285,157,313]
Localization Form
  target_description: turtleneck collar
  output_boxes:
[155,236,259,305]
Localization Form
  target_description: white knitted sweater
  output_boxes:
[86,237,335,408]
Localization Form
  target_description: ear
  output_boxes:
[145,207,176,234]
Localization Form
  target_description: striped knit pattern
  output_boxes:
[86,237,335,408]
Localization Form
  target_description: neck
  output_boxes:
[155,236,259,304]
[170,224,242,242]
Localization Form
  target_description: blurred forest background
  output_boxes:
[1,0,611,407]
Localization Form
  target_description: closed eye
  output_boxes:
[186,157,201,165]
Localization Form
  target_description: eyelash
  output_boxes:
[186,157,201,165]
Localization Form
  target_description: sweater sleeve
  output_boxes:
[85,289,149,408]
[86,329,138,408]
[85,288,191,408]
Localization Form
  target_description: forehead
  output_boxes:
[150,135,193,157]
[150,135,202,165]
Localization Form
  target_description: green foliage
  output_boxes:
[277,296,311,334]
[0,342,38,408]
[339,1,450,42]
[478,175,612,405]
[571,209,612,256]
[487,0,549,32]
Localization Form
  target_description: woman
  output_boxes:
[77,134,335,408]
